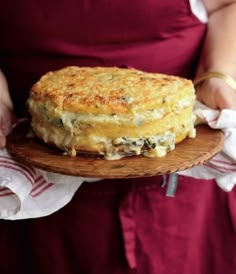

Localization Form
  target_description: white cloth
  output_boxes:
[189,0,208,23]
[0,148,100,220]
[178,101,236,192]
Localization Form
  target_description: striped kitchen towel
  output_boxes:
[178,101,236,191]
[0,148,100,220]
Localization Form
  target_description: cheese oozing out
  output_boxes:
[27,66,197,160]
[29,100,196,160]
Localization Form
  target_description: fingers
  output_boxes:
[0,103,15,149]
[0,131,6,149]
[0,114,13,136]
[0,119,10,149]
[195,78,236,110]
[213,80,236,110]
[196,85,217,109]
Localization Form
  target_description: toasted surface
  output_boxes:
[30,66,194,115]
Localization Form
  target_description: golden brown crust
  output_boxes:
[30,66,194,115]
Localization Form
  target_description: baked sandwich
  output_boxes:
[27,66,196,160]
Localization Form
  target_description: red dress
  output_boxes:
[1,1,236,274]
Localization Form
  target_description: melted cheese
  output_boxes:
[27,66,197,160]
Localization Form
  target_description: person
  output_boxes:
[0,1,236,273]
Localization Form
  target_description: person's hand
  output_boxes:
[195,77,236,110]
[0,70,16,148]
[0,102,15,149]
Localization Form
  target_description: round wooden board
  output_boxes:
[6,122,224,179]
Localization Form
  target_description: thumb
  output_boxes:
[0,103,15,148]
[0,131,6,149]
[195,78,236,110]
[0,114,13,136]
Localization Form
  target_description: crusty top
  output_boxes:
[29,66,194,115]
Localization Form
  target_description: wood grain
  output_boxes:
[6,122,224,179]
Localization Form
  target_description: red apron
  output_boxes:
[1,1,236,274]
[0,0,205,116]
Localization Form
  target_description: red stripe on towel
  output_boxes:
[0,192,15,197]
[0,163,34,185]
[205,162,236,173]
[0,156,36,179]
[31,183,54,197]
